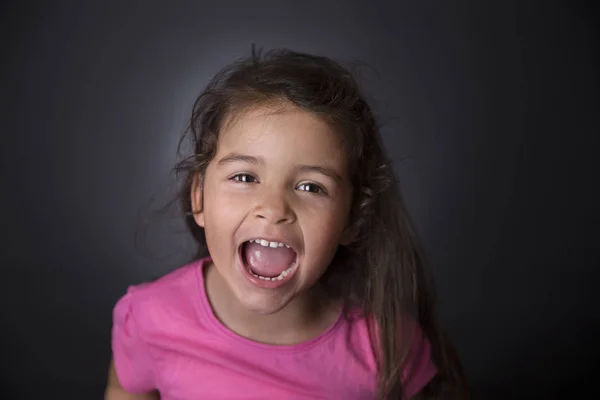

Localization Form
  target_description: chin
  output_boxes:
[233,284,298,315]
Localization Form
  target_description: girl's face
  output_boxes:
[193,105,353,315]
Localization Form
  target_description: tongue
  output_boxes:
[244,242,296,277]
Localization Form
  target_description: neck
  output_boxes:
[204,262,339,345]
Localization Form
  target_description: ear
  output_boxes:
[190,172,205,228]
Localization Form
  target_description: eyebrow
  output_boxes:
[216,152,344,184]
[297,165,343,184]
[217,153,264,167]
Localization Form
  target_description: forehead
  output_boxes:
[217,105,348,171]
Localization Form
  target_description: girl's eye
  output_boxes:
[297,182,326,195]
[231,173,257,183]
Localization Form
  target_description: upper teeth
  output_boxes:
[249,239,290,248]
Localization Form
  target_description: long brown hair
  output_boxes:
[175,47,468,399]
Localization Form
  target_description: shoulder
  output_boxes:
[336,310,438,397]
[113,259,206,335]
[401,321,437,398]
[345,311,437,398]
[110,258,209,393]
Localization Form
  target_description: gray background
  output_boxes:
[1,1,598,398]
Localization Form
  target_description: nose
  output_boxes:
[253,187,296,225]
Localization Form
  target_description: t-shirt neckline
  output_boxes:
[193,257,344,353]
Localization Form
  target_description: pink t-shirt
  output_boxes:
[112,258,436,399]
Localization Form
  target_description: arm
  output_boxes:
[105,358,160,400]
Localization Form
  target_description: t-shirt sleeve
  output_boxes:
[111,286,156,393]
[401,324,437,398]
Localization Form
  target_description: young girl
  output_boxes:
[105,48,467,400]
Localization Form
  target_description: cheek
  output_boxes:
[202,180,252,234]
[303,205,348,251]
[201,186,245,262]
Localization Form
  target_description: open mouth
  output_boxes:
[239,239,299,282]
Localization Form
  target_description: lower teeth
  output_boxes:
[249,265,294,281]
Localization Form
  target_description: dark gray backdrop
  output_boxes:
[2,1,598,398]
